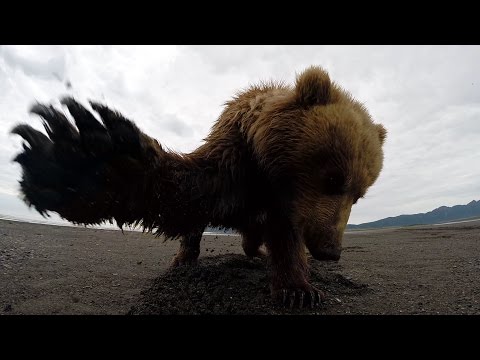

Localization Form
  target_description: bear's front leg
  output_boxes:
[170,230,203,268]
[265,216,324,308]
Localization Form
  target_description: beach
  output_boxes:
[1,218,479,315]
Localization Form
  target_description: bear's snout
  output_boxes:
[309,246,342,261]
[303,225,343,262]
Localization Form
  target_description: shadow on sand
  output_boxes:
[128,254,370,315]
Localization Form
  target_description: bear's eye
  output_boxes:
[323,173,346,195]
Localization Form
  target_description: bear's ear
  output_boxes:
[295,66,332,107]
[376,124,387,145]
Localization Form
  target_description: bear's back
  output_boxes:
[193,82,292,166]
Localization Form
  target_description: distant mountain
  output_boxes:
[347,200,480,230]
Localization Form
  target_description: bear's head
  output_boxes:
[250,66,386,261]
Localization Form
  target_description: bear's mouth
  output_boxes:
[302,224,343,262]
[308,246,342,261]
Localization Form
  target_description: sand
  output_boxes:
[1,218,479,315]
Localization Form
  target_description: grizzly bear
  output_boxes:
[11,66,386,308]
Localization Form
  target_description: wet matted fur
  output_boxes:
[11,66,386,308]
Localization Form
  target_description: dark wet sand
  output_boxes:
[1,218,479,314]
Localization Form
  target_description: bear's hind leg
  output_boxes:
[170,229,203,268]
[240,223,267,258]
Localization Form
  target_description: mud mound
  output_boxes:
[128,254,370,315]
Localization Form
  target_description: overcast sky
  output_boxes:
[0,45,479,227]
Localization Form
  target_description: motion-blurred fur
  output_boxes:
[12,66,386,307]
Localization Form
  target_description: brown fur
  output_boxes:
[11,66,386,307]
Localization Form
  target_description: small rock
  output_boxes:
[137,261,143,265]
[4,304,12,312]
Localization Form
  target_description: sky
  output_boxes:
[0,45,479,227]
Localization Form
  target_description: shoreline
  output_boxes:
[1,217,480,314]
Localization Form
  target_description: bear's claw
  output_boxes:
[169,255,198,269]
[279,287,324,309]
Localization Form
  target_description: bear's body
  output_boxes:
[12,66,386,307]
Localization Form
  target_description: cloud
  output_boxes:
[161,114,193,137]
[1,45,480,226]
[0,45,66,81]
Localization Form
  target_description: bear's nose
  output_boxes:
[310,246,341,261]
